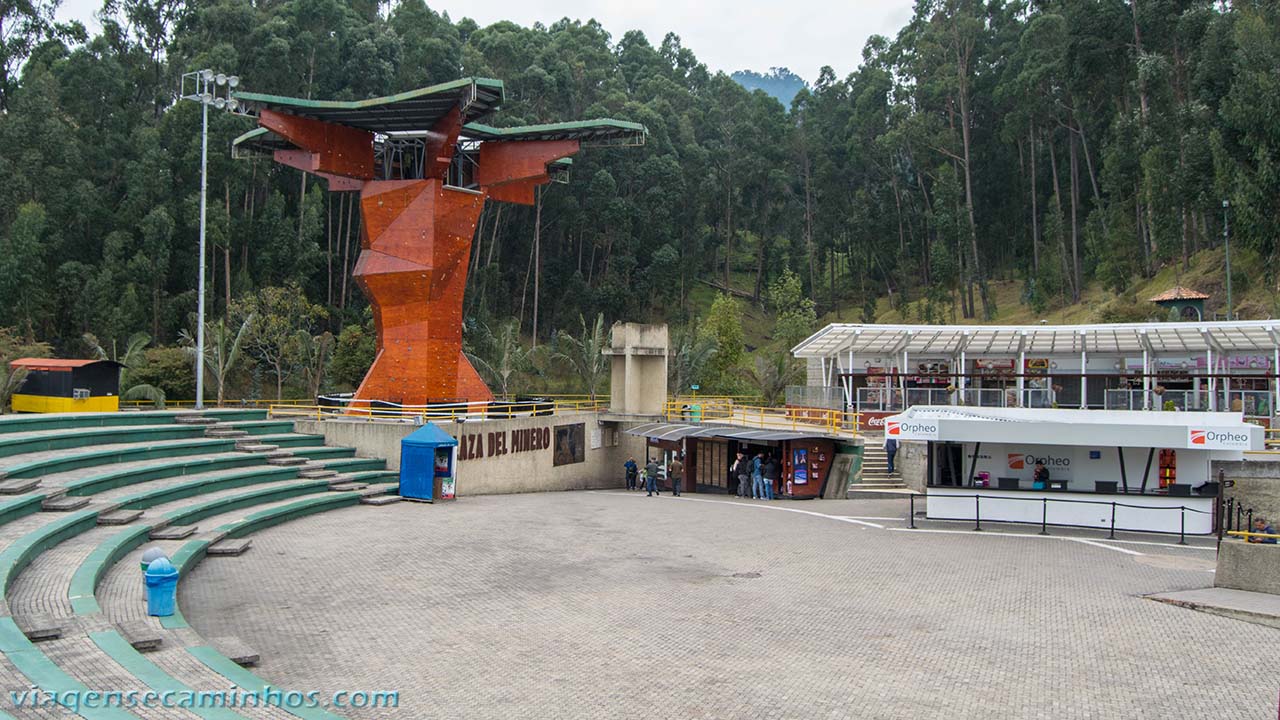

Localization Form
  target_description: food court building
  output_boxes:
[883,406,1262,534]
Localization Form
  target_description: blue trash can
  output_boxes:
[144,557,179,617]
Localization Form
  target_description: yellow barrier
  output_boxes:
[268,398,608,423]
[1265,427,1280,449]
[1226,530,1280,543]
[662,399,858,436]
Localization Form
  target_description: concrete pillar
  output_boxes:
[606,323,669,416]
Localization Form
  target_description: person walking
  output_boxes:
[668,454,684,496]
[762,453,780,500]
[884,436,899,474]
[645,457,660,496]
[624,457,638,491]
[751,452,765,499]
[732,452,749,497]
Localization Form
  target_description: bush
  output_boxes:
[329,322,376,389]
[130,347,195,400]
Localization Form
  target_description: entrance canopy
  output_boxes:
[626,422,834,443]
[884,406,1263,451]
[793,321,1280,358]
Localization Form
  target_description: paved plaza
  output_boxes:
[181,492,1278,720]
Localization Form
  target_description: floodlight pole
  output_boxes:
[180,69,242,410]
[196,82,209,409]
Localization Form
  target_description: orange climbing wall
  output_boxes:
[254,104,587,407]
[351,179,491,406]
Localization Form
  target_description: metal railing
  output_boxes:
[664,399,857,436]
[1225,530,1280,543]
[856,386,1055,413]
[268,397,608,423]
[909,491,1210,544]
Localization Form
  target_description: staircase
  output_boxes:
[847,434,915,499]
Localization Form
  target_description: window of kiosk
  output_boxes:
[434,448,452,477]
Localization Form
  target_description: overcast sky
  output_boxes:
[54,0,917,83]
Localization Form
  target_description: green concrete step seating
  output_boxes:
[78,489,393,720]
[217,420,297,436]
[0,437,237,480]
[0,424,210,460]
[162,491,368,634]
[0,410,392,719]
[88,630,247,720]
[0,409,267,436]
[8,474,392,718]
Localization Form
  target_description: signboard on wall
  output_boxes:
[792,448,809,484]
[885,417,940,440]
[553,423,586,466]
[1187,427,1253,450]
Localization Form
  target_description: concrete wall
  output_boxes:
[898,441,929,494]
[1210,459,1279,595]
[293,412,647,496]
[1214,459,1280,526]
[1215,541,1280,595]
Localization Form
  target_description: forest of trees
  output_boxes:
[0,0,1278,402]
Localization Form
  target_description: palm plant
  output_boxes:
[553,313,610,400]
[669,325,717,395]
[84,332,165,408]
[741,351,805,407]
[466,319,530,398]
[179,314,253,406]
[0,328,49,413]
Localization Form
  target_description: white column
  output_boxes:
[1273,346,1279,420]
[846,349,854,411]
[1207,346,1216,411]
[1080,347,1088,410]
[1224,354,1232,411]
[1017,350,1026,407]
[900,350,909,408]
[959,350,967,403]
[1141,348,1150,410]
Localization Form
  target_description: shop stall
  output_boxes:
[884,406,1263,534]
[626,423,848,499]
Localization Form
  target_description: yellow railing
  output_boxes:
[268,398,608,423]
[1265,427,1280,449]
[1226,530,1280,543]
[120,399,309,409]
[663,399,858,436]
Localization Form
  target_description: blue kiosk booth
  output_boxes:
[400,423,458,502]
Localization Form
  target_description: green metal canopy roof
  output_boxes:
[460,119,646,145]
[232,77,506,133]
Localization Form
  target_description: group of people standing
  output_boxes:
[731,450,780,500]
[625,448,781,500]
[623,454,683,497]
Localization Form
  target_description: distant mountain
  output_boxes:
[731,67,808,107]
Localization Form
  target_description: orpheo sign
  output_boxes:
[885,419,939,440]
[1187,428,1252,450]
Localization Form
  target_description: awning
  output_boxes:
[625,423,834,442]
[883,406,1264,451]
[9,358,124,372]
[793,320,1280,359]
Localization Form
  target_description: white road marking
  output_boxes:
[590,491,884,528]
[592,491,1219,557]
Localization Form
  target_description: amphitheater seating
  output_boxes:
[0,408,400,719]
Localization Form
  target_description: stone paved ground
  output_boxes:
[180,491,1279,720]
